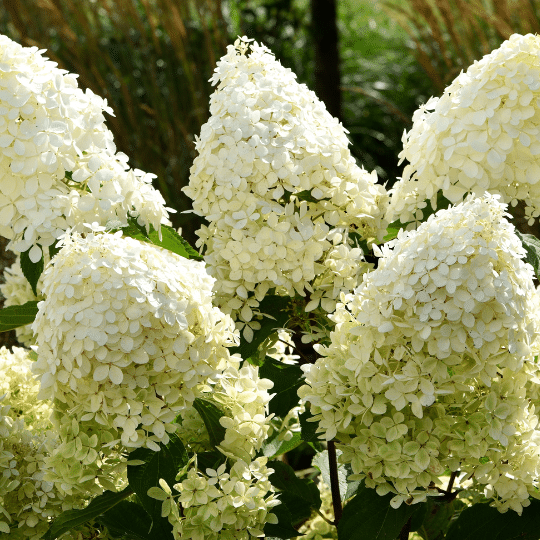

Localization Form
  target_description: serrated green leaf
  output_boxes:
[445,499,540,540]
[192,398,227,448]
[115,218,202,261]
[147,225,203,261]
[231,295,292,361]
[97,501,155,540]
[260,356,303,417]
[127,434,188,537]
[263,432,303,458]
[20,248,44,297]
[312,450,359,502]
[0,301,39,333]
[516,230,540,280]
[42,487,133,540]
[264,502,301,539]
[338,482,417,540]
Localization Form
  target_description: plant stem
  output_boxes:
[327,440,343,525]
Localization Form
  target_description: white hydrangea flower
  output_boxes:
[0,35,170,261]
[300,194,540,511]
[153,457,279,540]
[214,363,273,462]
[32,231,238,453]
[176,362,273,460]
[0,347,86,539]
[0,254,47,345]
[389,33,540,226]
[184,36,387,329]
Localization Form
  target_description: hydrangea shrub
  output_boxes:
[1,31,540,540]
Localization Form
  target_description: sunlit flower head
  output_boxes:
[389,33,540,226]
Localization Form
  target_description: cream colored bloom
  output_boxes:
[32,231,237,453]
[185,37,387,332]
[389,33,540,226]
[0,35,170,260]
[300,194,540,511]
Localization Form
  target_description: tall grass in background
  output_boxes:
[0,0,230,243]
[383,0,540,92]
[382,0,540,235]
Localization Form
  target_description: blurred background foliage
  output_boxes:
[0,0,538,244]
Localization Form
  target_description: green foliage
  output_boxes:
[20,247,43,296]
[260,356,303,417]
[337,482,419,540]
[127,435,189,538]
[339,0,436,184]
[299,408,323,450]
[230,294,292,362]
[312,450,359,502]
[415,498,466,540]
[42,487,133,540]
[269,461,321,526]
[116,219,203,261]
[263,431,303,458]
[264,504,301,539]
[516,230,540,280]
[445,499,540,540]
[0,301,39,332]
[192,398,227,448]
[97,501,156,540]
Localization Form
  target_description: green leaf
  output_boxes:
[0,301,39,333]
[299,409,323,450]
[116,219,202,261]
[192,398,227,448]
[338,482,417,540]
[446,499,540,540]
[196,450,228,473]
[260,356,303,417]
[49,242,61,259]
[114,217,150,243]
[516,230,540,280]
[264,500,302,539]
[269,461,321,525]
[20,248,44,297]
[147,225,203,261]
[231,295,292,362]
[312,450,360,502]
[97,501,155,540]
[127,434,188,537]
[42,487,133,540]
[263,431,303,458]
[416,497,464,540]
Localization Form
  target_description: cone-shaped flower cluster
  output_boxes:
[32,230,238,455]
[389,33,540,226]
[184,37,387,328]
[0,35,169,261]
[300,194,540,512]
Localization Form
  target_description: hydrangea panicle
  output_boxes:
[389,33,540,226]
[300,194,540,511]
[184,36,387,336]
[0,35,171,261]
